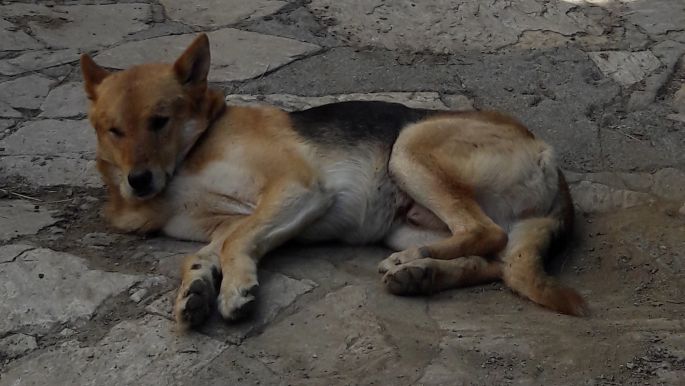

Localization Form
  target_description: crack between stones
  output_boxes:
[0,246,37,265]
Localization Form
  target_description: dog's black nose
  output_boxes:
[128,169,153,196]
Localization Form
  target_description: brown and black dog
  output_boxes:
[80,34,587,329]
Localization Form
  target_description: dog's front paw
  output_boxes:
[217,278,259,321]
[382,259,436,295]
[378,247,430,273]
[174,277,216,329]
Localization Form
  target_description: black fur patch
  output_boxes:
[289,101,431,147]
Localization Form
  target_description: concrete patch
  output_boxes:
[94,29,320,82]
[0,75,53,110]
[39,83,88,118]
[226,91,472,111]
[0,101,22,119]
[0,247,142,336]
[0,156,100,187]
[588,51,662,86]
[0,201,55,241]
[160,0,286,28]
[0,315,226,386]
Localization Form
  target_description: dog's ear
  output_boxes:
[80,54,110,100]
[174,33,210,87]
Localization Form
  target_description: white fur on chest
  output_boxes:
[162,160,257,241]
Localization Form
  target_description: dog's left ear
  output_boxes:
[80,54,110,100]
[174,33,210,87]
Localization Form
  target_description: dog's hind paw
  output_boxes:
[382,259,436,295]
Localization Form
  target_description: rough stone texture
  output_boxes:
[0,119,100,187]
[0,19,42,51]
[570,180,654,213]
[39,82,88,118]
[0,316,226,386]
[160,0,286,28]
[674,84,685,114]
[0,247,141,336]
[624,0,685,37]
[94,29,320,82]
[0,3,151,50]
[0,333,37,360]
[226,91,473,111]
[0,201,55,241]
[308,0,605,53]
[0,49,79,76]
[652,168,685,201]
[0,75,53,110]
[0,101,22,119]
[588,51,662,86]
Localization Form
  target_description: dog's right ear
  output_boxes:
[80,54,110,101]
[174,33,210,88]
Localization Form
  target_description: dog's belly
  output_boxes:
[298,154,410,245]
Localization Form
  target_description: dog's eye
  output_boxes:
[149,116,169,132]
[109,127,124,138]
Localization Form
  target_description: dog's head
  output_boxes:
[81,34,224,201]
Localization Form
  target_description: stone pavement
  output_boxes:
[0,1,684,385]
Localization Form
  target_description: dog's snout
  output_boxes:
[127,169,153,195]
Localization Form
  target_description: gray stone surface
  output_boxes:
[0,247,141,336]
[94,29,320,82]
[0,333,37,360]
[0,201,55,241]
[0,49,79,76]
[0,119,94,156]
[161,0,286,28]
[0,19,42,51]
[0,316,226,386]
[226,91,472,111]
[308,0,604,53]
[588,51,662,86]
[570,180,654,213]
[0,3,151,50]
[39,82,88,118]
[0,119,100,187]
[0,75,53,110]
[652,168,685,201]
[0,102,21,119]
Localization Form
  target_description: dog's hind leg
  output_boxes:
[382,256,502,295]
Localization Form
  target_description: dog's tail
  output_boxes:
[499,174,589,316]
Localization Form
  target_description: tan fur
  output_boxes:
[81,34,587,329]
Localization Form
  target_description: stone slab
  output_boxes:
[0,119,94,156]
[0,75,53,110]
[624,0,685,37]
[94,29,320,82]
[0,3,151,50]
[0,155,100,187]
[0,49,79,76]
[0,247,141,336]
[570,180,653,213]
[0,18,42,51]
[0,333,37,360]
[308,0,604,53]
[588,51,662,86]
[0,101,22,119]
[225,92,473,111]
[0,315,226,386]
[160,0,286,28]
[0,201,56,242]
[39,82,88,118]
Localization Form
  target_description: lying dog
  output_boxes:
[80,34,587,329]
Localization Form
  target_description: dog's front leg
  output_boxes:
[174,181,329,328]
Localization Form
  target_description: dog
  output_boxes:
[80,34,588,329]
